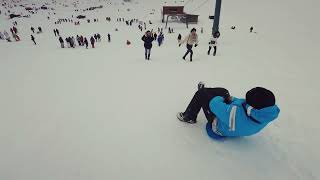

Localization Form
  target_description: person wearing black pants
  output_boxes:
[179,28,198,62]
[177,83,231,124]
[141,30,154,60]
[208,35,218,56]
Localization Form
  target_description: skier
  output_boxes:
[31,35,36,45]
[90,36,95,48]
[94,34,98,42]
[31,27,35,33]
[84,37,89,49]
[179,28,198,62]
[177,83,280,138]
[53,29,57,36]
[141,30,154,60]
[157,33,164,46]
[107,33,111,42]
[59,36,64,48]
[208,35,218,56]
[177,33,182,44]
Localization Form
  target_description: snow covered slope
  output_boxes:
[0,0,319,179]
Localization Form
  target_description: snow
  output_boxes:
[0,0,319,179]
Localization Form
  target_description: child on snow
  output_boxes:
[208,35,217,56]
[177,83,280,137]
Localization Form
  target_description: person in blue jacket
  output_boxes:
[157,32,164,46]
[177,83,280,137]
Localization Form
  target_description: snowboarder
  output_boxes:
[141,30,154,60]
[208,35,218,56]
[157,33,164,46]
[179,28,198,62]
[250,26,253,33]
[84,37,89,49]
[90,36,95,48]
[59,36,64,48]
[177,83,280,138]
[107,33,111,42]
[31,35,36,45]
[31,27,35,33]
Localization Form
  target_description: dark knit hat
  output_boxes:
[191,28,196,32]
[246,87,276,109]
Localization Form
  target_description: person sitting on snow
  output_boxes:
[177,83,280,137]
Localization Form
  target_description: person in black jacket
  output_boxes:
[90,36,95,48]
[141,30,154,60]
[59,36,64,48]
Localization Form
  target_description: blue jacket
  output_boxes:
[209,96,280,137]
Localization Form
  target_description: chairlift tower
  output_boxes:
[212,0,221,36]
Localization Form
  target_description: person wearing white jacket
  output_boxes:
[179,28,198,62]
[208,36,218,56]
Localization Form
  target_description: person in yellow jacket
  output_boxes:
[179,28,198,62]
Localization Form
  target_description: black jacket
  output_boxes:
[141,35,154,49]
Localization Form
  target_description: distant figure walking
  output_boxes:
[31,35,36,45]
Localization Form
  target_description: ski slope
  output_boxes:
[0,0,319,179]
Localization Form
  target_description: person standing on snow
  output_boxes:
[208,35,218,56]
[157,33,164,46]
[107,33,111,42]
[177,33,182,44]
[141,30,154,60]
[177,83,280,138]
[179,28,198,62]
[31,35,36,45]
[59,36,64,48]
[31,27,35,33]
[84,37,89,49]
[90,36,95,48]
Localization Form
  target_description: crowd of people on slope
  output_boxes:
[57,32,111,49]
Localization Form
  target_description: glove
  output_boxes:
[179,44,181,47]
[195,44,198,47]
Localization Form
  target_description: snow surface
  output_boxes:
[0,0,319,179]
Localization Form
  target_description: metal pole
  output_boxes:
[212,0,222,35]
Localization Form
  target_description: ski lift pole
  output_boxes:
[212,0,222,36]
